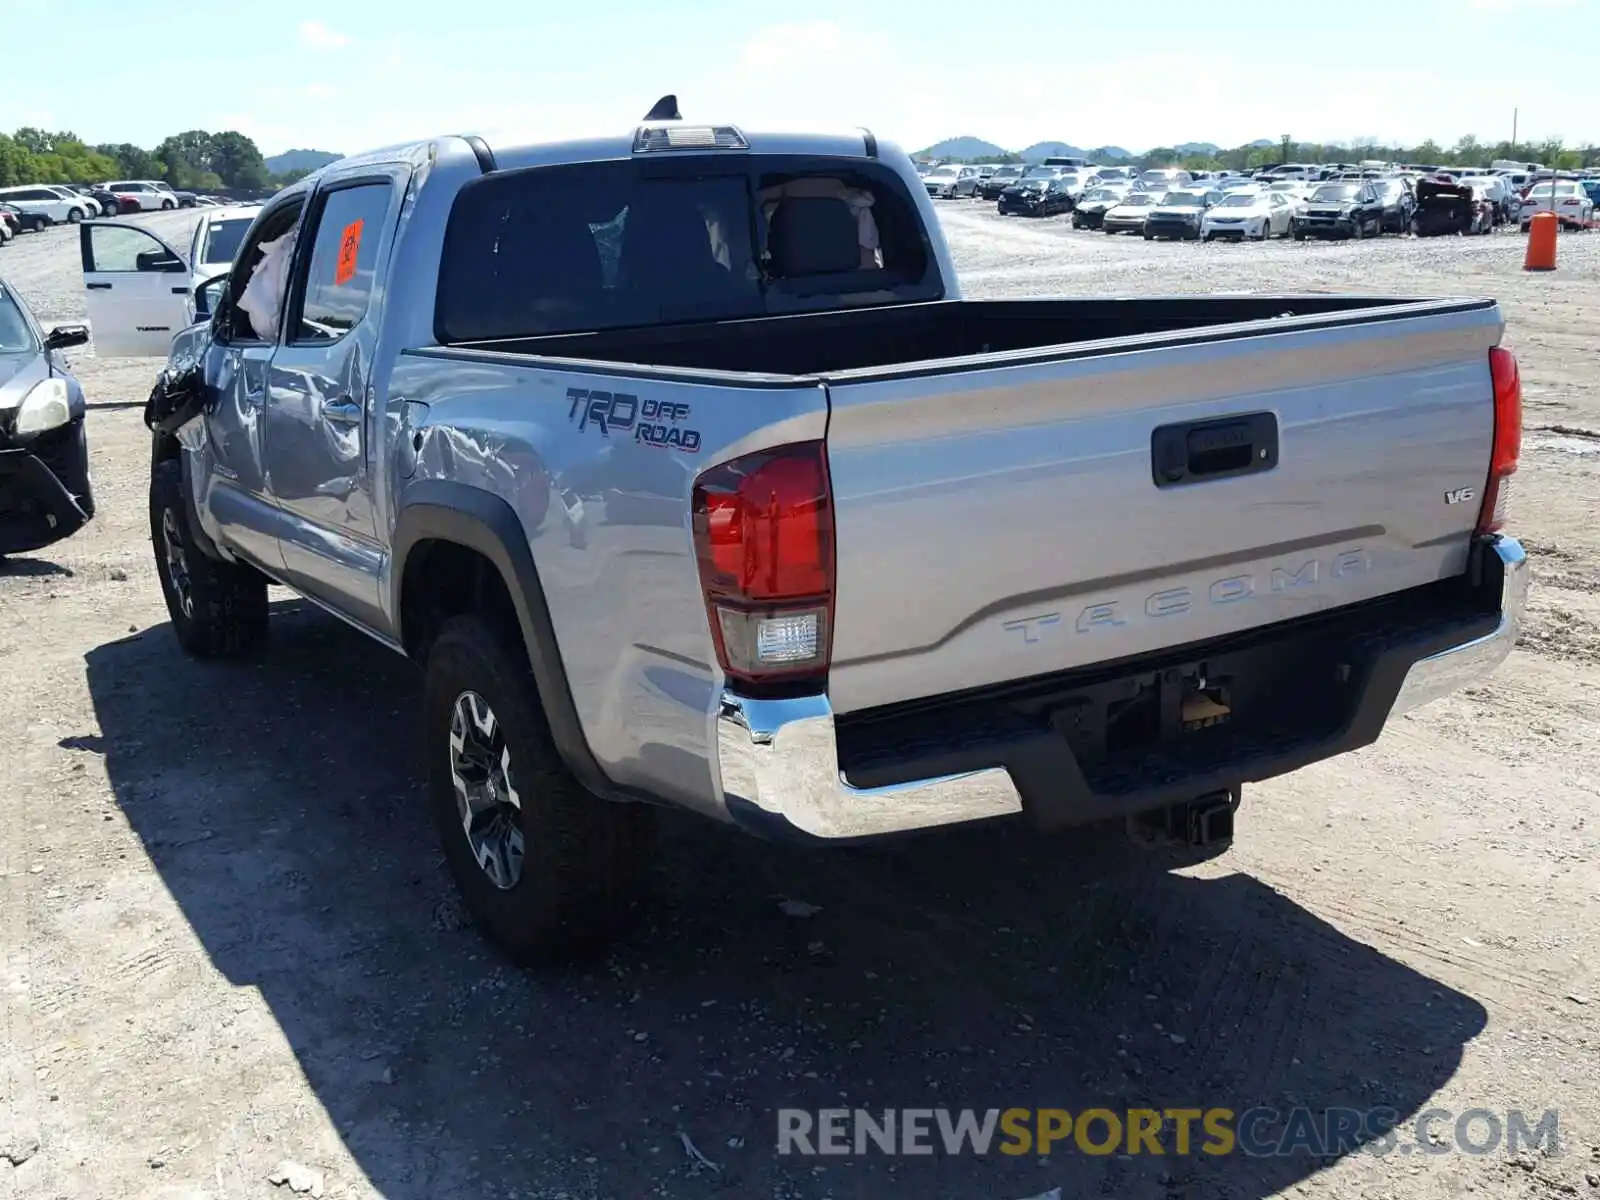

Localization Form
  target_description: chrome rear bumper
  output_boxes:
[715,535,1529,841]
[716,692,1023,840]
[1390,534,1528,715]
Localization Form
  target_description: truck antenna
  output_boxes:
[643,95,681,121]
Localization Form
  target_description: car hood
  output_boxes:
[1149,204,1203,217]
[0,352,48,408]
[1004,184,1049,197]
[925,176,961,187]
[1207,205,1266,218]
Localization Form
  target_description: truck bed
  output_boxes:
[427,293,1503,716]
[458,294,1491,378]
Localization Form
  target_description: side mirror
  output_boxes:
[193,272,231,322]
[45,324,90,350]
[135,248,186,273]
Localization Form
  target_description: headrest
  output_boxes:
[767,196,861,278]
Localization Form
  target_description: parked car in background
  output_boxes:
[1101,190,1165,234]
[1071,184,1132,229]
[1057,171,1099,203]
[1580,179,1600,209]
[1291,180,1385,240]
[1372,178,1416,234]
[924,164,981,198]
[1093,166,1132,183]
[997,175,1074,217]
[1200,189,1294,241]
[0,185,91,226]
[1518,180,1595,230]
[81,187,124,216]
[1143,187,1222,240]
[1413,179,1494,237]
[77,204,263,353]
[1454,174,1510,224]
[0,205,20,243]
[44,186,101,217]
[0,277,95,556]
[184,206,257,292]
[1140,167,1192,191]
[979,165,1026,199]
[100,181,176,212]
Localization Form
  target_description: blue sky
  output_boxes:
[7,0,1598,157]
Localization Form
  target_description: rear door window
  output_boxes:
[288,182,394,343]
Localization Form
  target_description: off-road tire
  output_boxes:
[423,614,654,965]
[149,459,268,658]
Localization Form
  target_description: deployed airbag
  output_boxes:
[238,227,298,341]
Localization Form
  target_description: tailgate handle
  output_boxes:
[1151,412,1278,488]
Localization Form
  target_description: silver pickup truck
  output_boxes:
[89,103,1528,963]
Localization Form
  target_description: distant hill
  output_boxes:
[915,136,1006,161]
[914,136,1282,163]
[1019,141,1085,162]
[265,149,341,176]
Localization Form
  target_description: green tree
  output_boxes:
[156,130,217,187]
[209,131,270,190]
[1409,139,1444,165]
[12,127,53,154]
[95,142,163,179]
[0,133,39,186]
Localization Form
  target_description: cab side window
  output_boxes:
[288,183,394,344]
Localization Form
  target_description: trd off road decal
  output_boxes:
[566,388,702,452]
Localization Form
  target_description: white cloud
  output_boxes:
[298,20,348,50]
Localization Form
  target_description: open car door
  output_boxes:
[78,221,195,357]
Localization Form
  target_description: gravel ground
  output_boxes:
[1,207,1598,1200]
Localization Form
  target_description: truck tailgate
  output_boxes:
[822,300,1502,715]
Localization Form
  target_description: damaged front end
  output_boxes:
[0,409,96,556]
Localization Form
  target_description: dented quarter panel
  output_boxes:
[388,350,828,818]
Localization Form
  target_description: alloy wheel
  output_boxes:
[448,691,525,891]
[160,507,194,620]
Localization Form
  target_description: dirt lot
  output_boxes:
[1,207,1597,1200]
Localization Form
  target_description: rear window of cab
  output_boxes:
[434,156,941,343]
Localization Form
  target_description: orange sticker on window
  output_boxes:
[334,218,363,285]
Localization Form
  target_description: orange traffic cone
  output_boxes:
[1524,210,1558,271]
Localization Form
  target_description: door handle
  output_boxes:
[86,282,112,290]
[1151,411,1279,488]
[321,397,363,424]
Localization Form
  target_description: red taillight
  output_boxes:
[1479,346,1522,534]
[692,441,834,689]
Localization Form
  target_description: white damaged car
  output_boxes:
[1201,189,1295,241]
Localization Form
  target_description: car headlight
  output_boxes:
[15,378,72,435]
